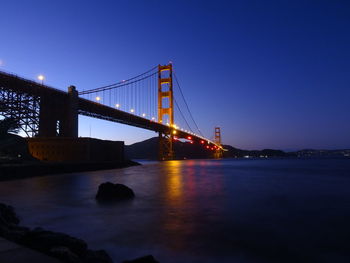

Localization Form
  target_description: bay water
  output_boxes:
[0,158,349,262]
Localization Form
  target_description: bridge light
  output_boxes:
[142,113,146,117]
[206,145,210,149]
[115,104,120,108]
[172,130,177,135]
[187,136,192,140]
[37,74,45,84]
[200,140,204,144]
[95,96,101,101]
[130,109,134,113]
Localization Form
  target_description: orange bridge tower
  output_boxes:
[158,64,174,160]
[214,127,223,159]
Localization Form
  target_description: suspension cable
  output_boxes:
[173,72,204,137]
[79,66,158,95]
[174,98,193,133]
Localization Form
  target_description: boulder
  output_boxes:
[123,255,159,263]
[96,182,135,202]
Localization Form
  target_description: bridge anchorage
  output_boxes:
[0,64,224,161]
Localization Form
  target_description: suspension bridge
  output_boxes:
[0,64,223,160]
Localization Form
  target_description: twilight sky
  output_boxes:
[1,0,349,150]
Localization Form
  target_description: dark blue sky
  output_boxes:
[1,0,349,150]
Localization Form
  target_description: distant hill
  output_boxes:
[222,145,294,158]
[125,137,293,160]
[125,137,214,160]
[125,137,159,159]
[295,149,350,158]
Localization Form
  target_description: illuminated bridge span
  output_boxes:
[0,64,223,160]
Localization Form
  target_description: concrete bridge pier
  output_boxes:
[38,86,78,137]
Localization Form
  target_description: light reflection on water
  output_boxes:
[0,159,349,263]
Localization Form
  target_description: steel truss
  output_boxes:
[0,87,40,137]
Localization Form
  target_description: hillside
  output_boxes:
[125,137,292,160]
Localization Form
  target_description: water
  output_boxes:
[0,158,349,263]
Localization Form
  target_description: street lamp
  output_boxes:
[37,75,45,85]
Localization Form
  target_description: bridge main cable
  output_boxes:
[79,66,158,95]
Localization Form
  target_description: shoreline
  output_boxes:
[0,202,158,263]
[0,159,140,182]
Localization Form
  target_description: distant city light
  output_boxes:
[115,104,120,108]
[95,96,101,101]
[130,109,135,113]
[151,117,156,121]
[142,113,146,117]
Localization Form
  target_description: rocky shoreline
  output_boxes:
[0,159,140,182]
[0,202,159,263]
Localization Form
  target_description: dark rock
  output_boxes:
[84,249,113,263]
[0,203,20,226]
[49,246,81,263]
[4,225,31,243]
[0,202,116,263]
[23,228,88,256]
[123,255,159,263]
[96,182,135,202]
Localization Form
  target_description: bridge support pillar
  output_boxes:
[38,96,58,137]
[63,85,78,137]
[158,132,173,161]
[38,86,78,137]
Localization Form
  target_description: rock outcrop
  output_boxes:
[96,182,135,202]
[0,202,112,263]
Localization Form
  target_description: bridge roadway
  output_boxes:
[0,71,219,147]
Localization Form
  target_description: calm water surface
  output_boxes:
[0,159,349,263]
